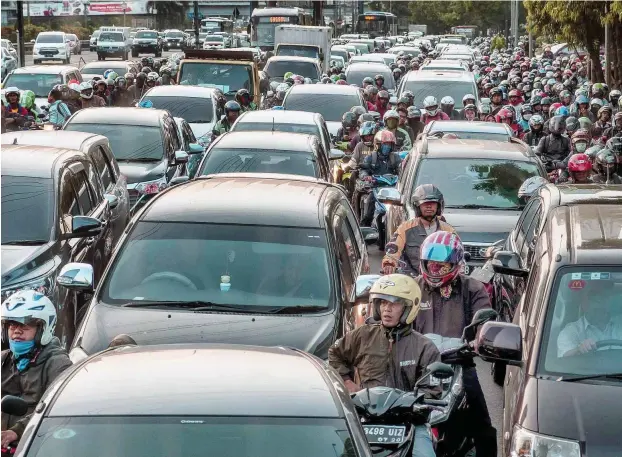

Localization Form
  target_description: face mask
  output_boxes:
[380,144,392,155]
[523,113,532,121]
[9,339,36,370]
[386,119,398,129]
[575,142,587,153]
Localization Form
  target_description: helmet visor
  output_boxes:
[370,293,411,308]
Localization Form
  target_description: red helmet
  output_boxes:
[483,56,489,62]
[567,153,592,172]
[508,89,521,98]
[374,130,396,146]
[495,107,514,123]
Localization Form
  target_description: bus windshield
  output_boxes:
[250,11,306,48]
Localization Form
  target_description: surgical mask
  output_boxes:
[386,119,398,129]
[575,142,587,153]
[523,113,532,121]
[380,144,392,155]
[9,339,36,371]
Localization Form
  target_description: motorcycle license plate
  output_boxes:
[363,425,406,444]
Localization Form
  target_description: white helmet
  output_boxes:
[383,109,399,122]
[423,96,439,116]
[441,96,455,106]
[79,81,93,99]
[1,290,57,346]
[462,93,476,104]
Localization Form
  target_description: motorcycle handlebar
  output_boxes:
[424,398,449,407]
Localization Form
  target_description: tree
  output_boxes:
[407,1,507,35]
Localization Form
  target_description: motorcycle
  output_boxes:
[1,395,28,456]
[371,174,399,249]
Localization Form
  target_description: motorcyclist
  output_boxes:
[407,107,425,138]
[397,106,415,143]
[94,79,110,104]
[145,72,158,90]
[374,74,387,91]
[604,112,622,138]
[362,76,374,89]
[128,72,147,102]
[565,116,580,137]
[328,274,440,457]
[374,90,390,118]
[19,90,39,122]
[517,104,532,132]
[345,121,377,173]
[489,88,505,114]
[364,86,379,111]
[235,88,258,112]
[47,86,72,127]
[594,105,612,134]
[110,77,133,107]
[382,185,455,277]
[535,115,571,172]
[462,104,478,121]
[3,87,28,117]
[495,107,522,138]
[336,111,358,149]
[383,109,412,151]
[212,100,241,138]
[440,96,460,120]
[592,148,622,184]
[1,291,72,448]
[421,96,450,125]
[564,153,593,184]
[570,128,591,154]
[79,81,106,108]
[412,232,497,457]
[574,95,595,122]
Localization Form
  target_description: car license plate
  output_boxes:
[363,425,406,444]
[461,263,471,275]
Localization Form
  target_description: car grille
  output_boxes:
[463,243,491,262]
[128,189,140,209]
[40,48,59,55]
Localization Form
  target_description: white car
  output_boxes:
[33,31,71,64]
[1,39,18,60]
[1,48,18,81]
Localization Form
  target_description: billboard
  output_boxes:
[23,1,149,17]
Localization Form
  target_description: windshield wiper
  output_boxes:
[2,240,48,245]
[265,305,329,314]
[118,157,161,162]
[122,300,256,313]
[557,373,622,382]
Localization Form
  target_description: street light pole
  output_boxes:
[122,1,127,27]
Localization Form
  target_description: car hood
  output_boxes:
[34,96,49,111]
[78,304,337,358]
[326,120,341,137]
[189,122,215,145]
[1,244,56,287]
[443,208,521,243]
[119,159,167,185]
[534,378,622,457]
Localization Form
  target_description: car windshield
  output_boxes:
[265,61,319,82]
[414,158,540,210]
[232,122,319,138]
[63,124,164,161]
[81,63,127,76]
[141,96,213,123]
[277,46,318,59]
[346,67,395,90]
[26,416,356,457]
[330,49,348,62]
[101,223,332,309]
[2,73,62,98]
[255,22,278,47]
[136,31,158,39]
[284,93,362,122]
[539,266,622,378]
[1,176,54,245]
[199,148,317,177]
[401,80,477,109]
[205,35,224,42]
[166,31,184,38]
[426,130,509,141]
[178,63,252,96]
[99,33,124,42]
[36,34,63,44]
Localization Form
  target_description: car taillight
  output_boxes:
[143,182,167,194]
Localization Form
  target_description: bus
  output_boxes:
[249,7,312,50]
[451,25,479,40]
[201,17,234,35]
[355,12,397,39]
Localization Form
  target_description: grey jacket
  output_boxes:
[1,338,72,437]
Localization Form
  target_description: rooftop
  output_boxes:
[234,110,319,126]
[12,65,77,74]
[423,138,533,160]
[1,144,81,178]
[405,70,474,82]
[1,130,105,151]
[285,83,361,96]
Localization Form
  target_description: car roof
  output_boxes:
[404,70,474,82]
[1,130,107,152]
[12,65,77,75]
[235,110,319,126]
[212,131,318,152]
[142,85,215,98]
[48,344,344,418]
[346,62,391,72]
[286,84,361,96]
[426,121,509,135]
[142,174,329,227]
[422,138,534,160]
[555,184,622,206]
[66,107,165,126]
[81,61,133,69]
[1,144,81,178]
[267,56,319,64]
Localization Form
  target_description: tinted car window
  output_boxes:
[101,222,332,309]
[401,80,477,109]
[92,147,113,189]
[265,61,320,81]
[232,122,319,137]
[73,170,94,214]
[3,73,62,98]
[199,148,317,177]
[346,67,395,90]
[141,96,213,123]
[284,94,363,122]
[414,158,541,209]
[36,34,63,44]
[178,63,252,95]
[1,176,54,244]
[81,63,129,76]
[64,124,164,161]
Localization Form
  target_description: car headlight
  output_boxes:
[134,176,167,195]
[1,273,56,302]
[511,426,580,457]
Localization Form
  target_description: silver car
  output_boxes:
[1,48,17,81]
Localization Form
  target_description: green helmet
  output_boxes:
[19,90,36,109]
[107,71,119,81]
[283,71,294,80]
[577,116,593,130]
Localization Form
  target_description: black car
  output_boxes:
[8,344,372,457]
[493,185,622,457]
[131,29,162,57]
[1,144,115,348]
[384,137,547,273]
[195,131,342,182]
[63,107,197,213]
[65,174,378,360]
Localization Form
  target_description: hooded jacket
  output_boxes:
[1,338,72,438]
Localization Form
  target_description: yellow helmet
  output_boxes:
[370,274,422,325]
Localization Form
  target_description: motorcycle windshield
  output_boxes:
[424,334,463,352]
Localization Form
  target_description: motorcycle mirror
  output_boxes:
[426,361,454,380]
[1,395,29,417]
[462,308,499,342]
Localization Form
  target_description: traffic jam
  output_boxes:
[1,5,622,457]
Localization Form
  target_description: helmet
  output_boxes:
[359,121,378,142]
[549,115,566,135]
[1,290,57,346]
[606,137,622,155]
[420,231,465,288]
[440,96,455,114]
[341,111,357,129]
[4,86,20,99]
[369,274,422,325]
[103,69,115,79]
[275,83,289,101]
[565,116,579,134]
[375,74,385,84]
[495,107,514,123]
[597,105,613,118]
[124,72,135,83]
[518,176,548,201]
[383,109,399,122]
[577,116,593,130]
[224,100,241,114]
[105,78,115,88]
[115,77,127,89]
[365,86,379,98]
[374,130,396,147]
[79,81,94,99]
[358,112,374,125]
[423,96,439,116]
[235,88,251,104]
[146,72,158,82]
[462,93,476,105]
[595,149,617,177]
[412,184,444,217]
[362,76,374,86]
[567,153,592,172]
[585,144,604,160]
[377,90,390,101]
[336,79,347,85]
[407,106,421,119]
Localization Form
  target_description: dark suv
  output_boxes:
[493,185,622,457]
[131,29,162,57]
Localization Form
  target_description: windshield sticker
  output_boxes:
[53,429,77,440]
[571,272,611,281]
[568,280,585,290]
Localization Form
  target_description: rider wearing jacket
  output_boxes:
[592,148,622,184]
[384,110,412,151]
[412,232,497,457]
[421,96,450,125]
[212,101,241,138]
[383,185,455,277]
[329,274,440,457]
[522,114,545,147]
[535,115,571,172]
[1,291,72,447]
[79,82,107,108]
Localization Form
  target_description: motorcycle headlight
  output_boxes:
[1,273,56,302]
[134,176,167,195]
[511,426,580,457]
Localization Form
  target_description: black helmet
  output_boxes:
[224,100,241,114]
[549,115,566,135]
[141,66,152,74]
[341,111,357,129]
[412,184,444,217]
[595,149,617,177]
[235,88,251,104]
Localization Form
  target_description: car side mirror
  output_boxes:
[355,274,381,301]
[329,148,345,160]
[104,194,119,209]
[376,187,402,205]
[462,308,498,342]
[174,149,189,164]
[57,262,94,291]
[170,175,189,186]
[475,321,523,366]
[1,395,29,417]
[360,226,379,245]
[60,216,102,240]
[188,143,204,154]
[491,251,528,277]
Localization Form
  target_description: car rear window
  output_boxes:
[36,34,63,44]
[401,80,477,109]
[136,31,158,39]
[199,148,317,177]
[232,122,319,138]
[284,93,362,122]
[140,95,213,123]
[265,61,320,82]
